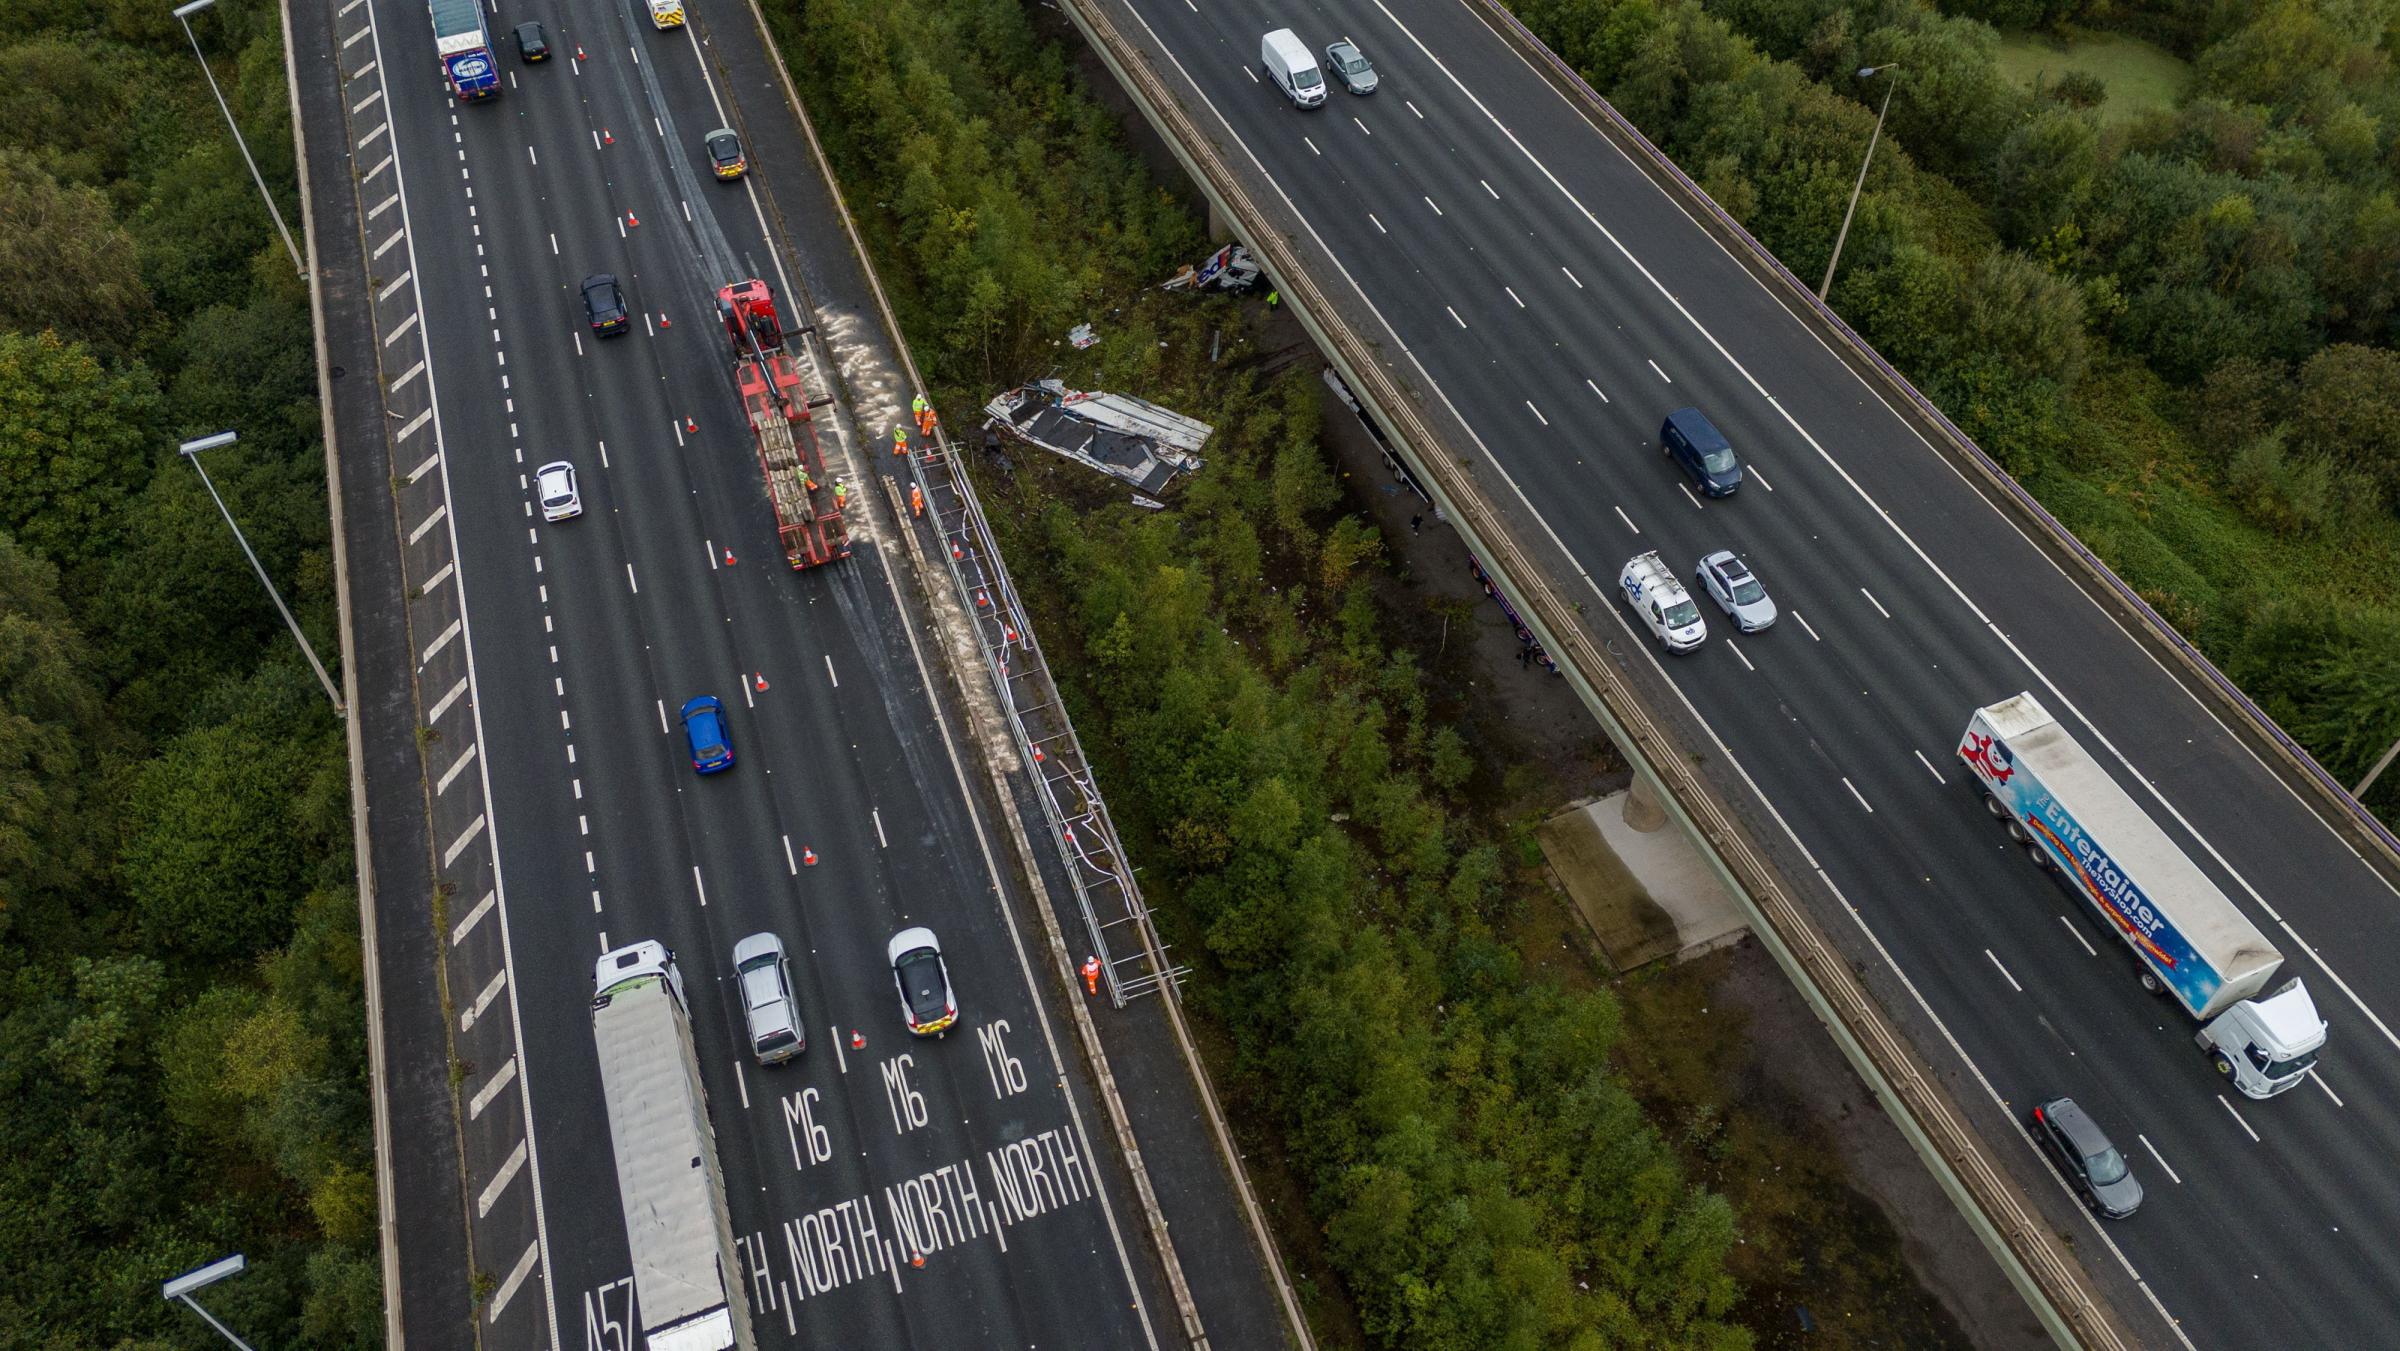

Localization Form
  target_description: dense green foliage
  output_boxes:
[776,0,1750,1343]
[0,1,376,1345]
[1511,0,2400,818]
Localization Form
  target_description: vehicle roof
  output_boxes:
[888,926,939,963]
[583,273,618,290]
[706,127,738,142]
[732,932,780,966]
[680,694,723,717]
[537,460,574,477]
[2039,1097,2112,1154]
[515,21,544,36]
[1664,406,1731,450]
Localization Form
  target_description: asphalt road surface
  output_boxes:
[354,1,1169,1345]
[1096,0,2400,1343]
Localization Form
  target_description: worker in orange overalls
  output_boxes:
[891,425,909,457]
[1081,955,1100,996]
[909,483,924,518]
[832,479,848,510]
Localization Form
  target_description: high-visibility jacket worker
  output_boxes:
[892,425,909,456]
[1081,955,1101,996]
[833,479,848,509]
[909,483,924,518]
[919,406,938,437]
[911,394,928,422]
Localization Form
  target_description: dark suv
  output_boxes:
[581,273,629,336]
[2029,1097,2143,1219]
[1661,406,1742,496]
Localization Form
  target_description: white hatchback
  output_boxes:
[536,460,581,521]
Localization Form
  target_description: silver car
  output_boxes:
[1325,40,1377,95]
[536,460,581,522]
[1695,550,1776,632]
[733,932,803,1064]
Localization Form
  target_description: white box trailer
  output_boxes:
[1958,693,2325,1098]
[592,942,756,1350]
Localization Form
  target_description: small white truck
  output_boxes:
[1618,551,1707,652]
[1959,693,2326,1098]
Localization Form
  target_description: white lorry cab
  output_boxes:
[1261,29,1326,108]
[1619,551,1707,652]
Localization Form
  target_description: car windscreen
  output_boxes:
[2083,1145,2129,1185]
[1665,599,1701,628]
[1296,68,1322,88]
[1701,449,1737,474]
[1730,577,1764,605]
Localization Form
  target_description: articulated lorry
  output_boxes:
[1958,693,2326,1098]
[426,0,499,101]
[592,943,757,1351]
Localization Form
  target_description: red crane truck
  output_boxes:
[715,279,848,570]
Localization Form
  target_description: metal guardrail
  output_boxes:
[1053,0,2136,1344]
[1469,0,2400,872]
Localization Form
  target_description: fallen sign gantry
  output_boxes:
[982,379,1210,494]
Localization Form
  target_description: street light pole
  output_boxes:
[181,432,346,715]
[173,0,307,279]
[1819,63,1902,303]
[162,1254,261,1351]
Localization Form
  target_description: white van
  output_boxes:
[1261,29,1326,108]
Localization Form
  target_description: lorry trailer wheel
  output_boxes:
[2212,1051,2235,1079]
[2021,840,2054,869]
[1984,794,2008,819]
[2007,820,2030,843]
[2139,969,2163,994]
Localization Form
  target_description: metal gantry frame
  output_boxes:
[899,439,1184,1007]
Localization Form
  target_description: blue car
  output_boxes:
[680,696,734,774]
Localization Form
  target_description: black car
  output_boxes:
[1661,406,1743,497]
[581,273,629,336]
[512,21,550,62]
[2029,1097,2143,1219]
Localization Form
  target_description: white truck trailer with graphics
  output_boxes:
[592,942,757,1350]
[1958,693,2326,1098]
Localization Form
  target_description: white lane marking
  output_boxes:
[707,541,719,571]
[1445,305,1465,328]
[1677,483,1702,510]
[361,152,392,181]
[2056,914,2097,957]
[459,966,506,1030]
[421,559,454,592]
[1425,195,1443,216]
[437,743,478,795]
[428,677,470,724]
[1792,611,1821,641]
[656,700,669,734]
[2313,1073,2345,1107]
[485,1243,541,1323]
[1405,98,1424,118]
[477,1138,528,1217]
[693,866,707,907]
[1750,465,1775,491]
[338,0,366,17]
[1561,265,1582,288]
[1505,285,1524,309]
[451,888,497,945]
[444,814,487,867]
[1585,378,1608,403]
[350,59,377,80]
[832,1028,847,1073]
[1242,66,1257,83]
[420,617,462,663]
[1984,949,2022,992]
[1612,506,1639,534]
[1304,136,1320,156]
[1525,400,1547,426]
[784,835,798,875]
[1646,358,1670,382]
[367,192,398,220]
[392,358,426,390]
[2217,1096,2260,1143]
[1353,117,1370,136]
[397,409,431,441]
[2137,1134,2182,1184]
[873,810,888,848]
[625,562,638,593]
[526,144,537,167]
[468,1055,517,1119]
[548,232,557,255]
[342,23,370,46]
[1861,587,1891,619]
[382,311,417,345]
[357,121,388,150]
[1480,178,1498,199]
[735,1060,749,1110]
[823,655,839,687]
[378,269,412,300]
[1842,777,1873,813]
[1725,640,1754,672]
[374,230,406,260]
[741,675,755,709]
[1913,749,1945,784]
[408,503,448,546]
[1369,212,1385,234]
[407,450,441,483]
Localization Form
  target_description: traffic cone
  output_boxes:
[950,540,964,560]
[576,44,586,59]
[1032,746,1045,763]
[723,549,736,565]
[850,1029,864,1050]
[910,1252,925,1269]
[684,417,697,433]
[1003,624,1018,643]
[603,127,615,145]
[659,312,670,328]
[627,211,640,228]
[754,672,768,693]
[975,590,990,608]
[802,846,818,866]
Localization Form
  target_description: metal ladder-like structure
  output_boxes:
[898,435,1185,1006]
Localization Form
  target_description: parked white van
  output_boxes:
[1261,29,1326,108]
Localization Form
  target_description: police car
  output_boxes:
[1619,551,1707,652]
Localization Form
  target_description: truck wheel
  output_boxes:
[2211,1051,2236,1079]
[2021,840,2054,870]
[2006,820,2030,843]
[1984,794,2008,819]
[2139,969,2163,994]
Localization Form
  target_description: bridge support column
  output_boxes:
[1622,772,1668,833]
[1208,198,1231,243]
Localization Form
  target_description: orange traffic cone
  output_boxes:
[850,1029,865,1050]
[626,211,640,228]
[659,313,670,328]
[975,590,990,609]
[1003,624,1018,643]
[723,549,736,565]
[754,672,768,693]
[684,417,697,433]
[950,540,964,559]
[603,127,615,145]
[802,845,818,866]
[575,44,586,59]
[1032,746,1045,763]
[910,1252,925,1269]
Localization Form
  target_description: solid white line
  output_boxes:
[1842,777,1873,813]
[397,408,431,441]
[485,1243,541,1322]
[1984,949,2022,992]
[1612,506,1639,534]
[1505,285,1524,309]
[428,677,469,724]
[1793,611,1821,641]
[2137,1134,2182,1184]
[1446,306,1465,328]
[477,1138,528,1217]
[437,743,478,796]
[2056,914,2097,957]
[420,617,462,663]
[407,504,448,545]
[2216,1095,2260,1143]
[450,889,496,945]
[443,814,488,867]
[378,269,411,300]
[468,1056,517,1119]
[1726,640,1754,672]
[1646,358,1670,381]
[1913,749,1945,783]
[1525,400,1546,426]
[1861,587,1891,619]
[1585,378,1608,403]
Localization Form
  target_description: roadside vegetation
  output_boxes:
[1506,0,2400,822]
[0,2,376,1345]
[768,0,2001,1343]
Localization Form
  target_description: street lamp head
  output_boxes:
[173,0,218,17]
[162,1253,246,1301]
[1859,63,1898,78]
[180,431,239,456]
